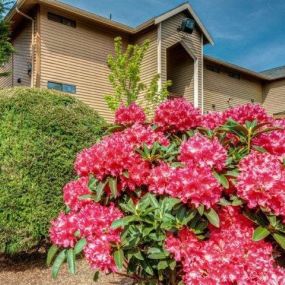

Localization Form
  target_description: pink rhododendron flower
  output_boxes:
[63,177,92,211]
[154,98,202,132]
[84,236,117,273]
[224,103,273,125]
[74,124,168,189]
[77,203,123,241]
[179,133,227,171]
[115,103,146,125]
[149,164,222,208]
[165,207,285,285]
[122,123,169,147]
[201,111,225,130]
[253,119,285,159]
[49,212,79,248]
[236,151,285,219]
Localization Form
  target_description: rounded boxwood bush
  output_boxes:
[0,88,106,254]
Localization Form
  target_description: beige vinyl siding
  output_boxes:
[12,20,32,87]
[134,28,158,89]
[161,12,202,106]
[0,59,13,88]
[263,79,285,115]
[203,66,263,112]
[167,43,194,98]
[40,6,129,122]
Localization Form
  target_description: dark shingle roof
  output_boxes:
[260,66,285,80]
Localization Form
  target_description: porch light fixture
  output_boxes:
[179,18,195,34]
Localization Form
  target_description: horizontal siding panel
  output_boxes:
[263,79,285,115]
[13,21,32,87]
[161,12,202,106]
[40,6,130,122]
[203,67,263,112]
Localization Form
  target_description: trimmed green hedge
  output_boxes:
[0,88,106,254]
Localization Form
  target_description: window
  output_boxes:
[206,65,220,73]
[228,72,241,79]
[48,12,76,28]
[48,81,76,94]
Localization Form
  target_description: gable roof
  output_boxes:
[260,66,285,80]
[8,0,214,44]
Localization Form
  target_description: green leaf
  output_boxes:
[95,181,107,202]
[67,249,76,274]
[197,205,204,216]
[273,233,285,250]
[267,215,277,227]
[88,177,97,192]
[169,260,176,270]
[252,145,267,153]
[252,226,270,241]
[74,238,87,255]
[47,245,59,266]
[213,172,229,189]
[52,249,67,279]
[109,177,118,198]
[79,194,94,201]
[204,208,220,228]
[112,216,137,229]
[93,271,100,282]
[157,260,168,270]
[114,249,124,270]
[148,252,168,259]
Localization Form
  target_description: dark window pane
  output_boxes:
[62,84,76,94]
[48,12,76,28]
[48,81,62,91]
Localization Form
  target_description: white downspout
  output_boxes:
[194,59,199,108]
[157,23,162,91]
[15,7,35,88]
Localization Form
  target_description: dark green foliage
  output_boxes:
[0,0,15,75]
[0,88,106,254]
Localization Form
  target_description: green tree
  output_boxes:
[0,0,14,77]
[105,37,171,113]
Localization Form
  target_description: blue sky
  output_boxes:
[61,0,285,72]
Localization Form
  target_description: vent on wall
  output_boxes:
[179,18,195,34]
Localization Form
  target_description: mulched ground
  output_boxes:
[0,254,132,285]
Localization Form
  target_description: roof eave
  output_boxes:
[204,55,271,81]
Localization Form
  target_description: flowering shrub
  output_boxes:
[48,100,285,284]
[115,103,146,126]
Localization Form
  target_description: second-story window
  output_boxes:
[48,81,77,94]
[48,12,76,28]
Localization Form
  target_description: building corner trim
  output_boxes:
[157,23,162,91]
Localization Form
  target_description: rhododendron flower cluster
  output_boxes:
[115,103,146,125]
[179,133,227,171]
[63,177,92,211]
[166,207,285,285]
[148,163,223,208]
[154,98,201,132]
[224,103,272,124]
[50,202,122,272]
[237,151,285,220]
[49,99,285,284]
[201,111,225,130]
[253,119,285,158]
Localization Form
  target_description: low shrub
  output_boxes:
[48,100,285,284]
[0,88,106,254]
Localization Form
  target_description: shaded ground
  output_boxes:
[0,254,131,285]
